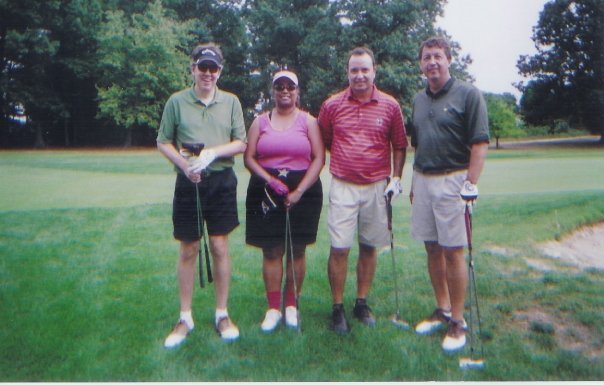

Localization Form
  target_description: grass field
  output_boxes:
[1,143,603,381]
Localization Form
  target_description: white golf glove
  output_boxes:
[460,180,479,201]
[384,177,403,200]
[188,149,217,174]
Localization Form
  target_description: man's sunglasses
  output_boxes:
[273,84,298,92]
[197,64,220,74]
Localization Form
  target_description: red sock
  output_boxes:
[284,290,296,308]
[266,291,281,310]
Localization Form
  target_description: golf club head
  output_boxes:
[180,142,205,157]
[390,314,410,330]
[459,357,485,370]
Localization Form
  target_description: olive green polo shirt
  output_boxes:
[157,86,246,172]
[410,78,489,173]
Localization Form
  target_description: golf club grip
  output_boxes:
[464,204,472,250]
[386,192,393,231]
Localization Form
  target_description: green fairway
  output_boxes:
[1,146,603,381]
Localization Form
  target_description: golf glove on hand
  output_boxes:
[460,180,479,201]
[268,177,289,196]
[384,177,403,200]
[188,149,216,174]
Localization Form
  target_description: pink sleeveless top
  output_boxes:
[256,111,312,170]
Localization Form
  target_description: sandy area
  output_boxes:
[538,222,604,270]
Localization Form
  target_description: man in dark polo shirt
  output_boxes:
[409,36,489,352]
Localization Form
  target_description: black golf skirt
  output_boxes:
[245,169,323,249]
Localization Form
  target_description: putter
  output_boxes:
[284,207,301,333]
[180,143,213,288]
[459,202,485,369]
[386,192,410,329]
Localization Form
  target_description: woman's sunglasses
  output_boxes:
[273,84,298,92]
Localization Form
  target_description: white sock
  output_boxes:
[215,308,228,325]
[180,310,194,330]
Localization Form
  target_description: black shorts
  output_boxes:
[245,169,323,249]
[172,168,239,241]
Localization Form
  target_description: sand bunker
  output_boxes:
[539,222,604,270]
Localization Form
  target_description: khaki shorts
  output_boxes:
[328,177,390,249]
[410,170,468,247]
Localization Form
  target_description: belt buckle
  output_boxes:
[277,168,289,178]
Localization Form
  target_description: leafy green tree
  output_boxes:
[166,0,253,121]
[96,0,191,146]
[245,0,468,118]
[517,0,604,142]
[0,0,102,147]
[485,93,521,149]
[335,0,472,114]
[244,0,341,115]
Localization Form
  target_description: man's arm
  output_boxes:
[466,141,488,184]
[317,102,333,151]
[392,147,406,179]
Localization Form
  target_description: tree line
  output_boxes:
[1,0,601,148]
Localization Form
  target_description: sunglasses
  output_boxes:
[197,64,220,74]
[273,84,298,92]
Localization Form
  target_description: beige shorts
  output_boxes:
[410,170,468,247]
[328,176,390,249]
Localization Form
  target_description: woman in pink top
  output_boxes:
[244,70,325,332]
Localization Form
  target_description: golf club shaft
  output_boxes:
[387,193,402,317]
[203,225,213,283]
[196,183,205,288]
[195,181,213,286]
[465,202,484,359]
[285,208,300,331]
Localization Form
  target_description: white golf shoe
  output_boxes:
[215,316,239,341]
[442,319,468,352]
[285,306,298,329]
[164,318,194,349]
[261,309,282,332]
[415,308,452,335]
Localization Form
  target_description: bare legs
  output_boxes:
[424,242,467,321]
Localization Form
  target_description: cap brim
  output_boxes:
[272,71,298,85]
[195,58,221,66]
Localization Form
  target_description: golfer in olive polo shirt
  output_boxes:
[157,43,246,347]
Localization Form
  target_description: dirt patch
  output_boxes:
[514,309,603,359]
[538,222,604,270]
[511,224,604,361]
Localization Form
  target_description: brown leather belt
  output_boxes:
[415,168,465,176]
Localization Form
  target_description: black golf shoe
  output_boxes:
[352,298,376,327]
[331,304,350,335]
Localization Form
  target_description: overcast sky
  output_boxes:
[436,0,549,101]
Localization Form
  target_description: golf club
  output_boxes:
[194,184,213,287]
[386,192,410,330]
[284,207,301,333]
[180,143,213,288]
[459,202,485,369]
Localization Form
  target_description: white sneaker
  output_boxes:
[215,316,240,341]
[285,306,298,329]
[164,319,193,349]
[415,308,452,335]
[442,319,468,352]
[261,309,282,332]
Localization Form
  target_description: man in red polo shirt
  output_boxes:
[318,46,408,335]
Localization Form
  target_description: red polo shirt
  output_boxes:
[318,86,408,184]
